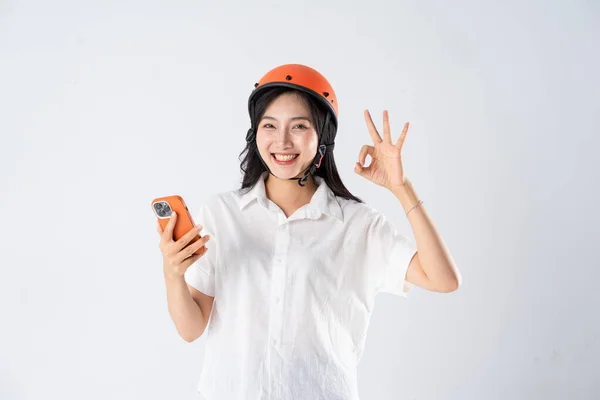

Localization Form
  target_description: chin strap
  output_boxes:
[246,102,335,187]
[295,142,334,186]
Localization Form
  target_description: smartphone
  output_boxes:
[151,195,205,255]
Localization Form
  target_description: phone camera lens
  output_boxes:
[154,202,171,217]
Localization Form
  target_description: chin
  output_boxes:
[268,153,305,177]
[270,167,302,180]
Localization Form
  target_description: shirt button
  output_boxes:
[275,297,280,304]
[272,339,277,346]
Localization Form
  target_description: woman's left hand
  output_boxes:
[354,110,409,191]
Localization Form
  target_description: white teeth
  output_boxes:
[273,154,298,161]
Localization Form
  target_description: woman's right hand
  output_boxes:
[157,211,211,279]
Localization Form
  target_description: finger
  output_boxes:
[383,110,392,143]
[175,234,210,264]
[364,110,382,144]
[157,222,163,235]
[358,145,375,168]
[180,249,207,271]
[172,224,203,252]
[395,122,410,149]
[174,235,210,264]
[161,211,177,244]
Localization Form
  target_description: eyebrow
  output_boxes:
[261,115,312,122]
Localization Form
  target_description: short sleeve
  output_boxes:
[184,202,218,297]
[367,212,418,297]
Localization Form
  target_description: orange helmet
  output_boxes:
[246,64,338,187]
[248,63,338,124]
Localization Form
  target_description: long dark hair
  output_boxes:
[238,87,363,203]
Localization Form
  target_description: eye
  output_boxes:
[263,123,275,129]
[293,124,308,130]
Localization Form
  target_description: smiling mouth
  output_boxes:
[272,153,299,161]
[271,153,299,164]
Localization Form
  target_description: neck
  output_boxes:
[264,172,318,211]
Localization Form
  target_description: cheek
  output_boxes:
[255,132,271,154]
[300,133,318,154]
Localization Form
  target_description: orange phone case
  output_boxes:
[151,195,204,255]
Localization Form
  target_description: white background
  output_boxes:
[1,0,599,399]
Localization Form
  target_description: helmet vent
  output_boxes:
[285,75,292,81]
[323,92,329,97]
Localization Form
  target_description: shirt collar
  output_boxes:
[237,171,343,222]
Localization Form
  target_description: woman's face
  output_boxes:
[256,92,318,179]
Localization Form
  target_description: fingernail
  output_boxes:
[171,211,176,217]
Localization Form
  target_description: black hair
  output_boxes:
[238,86,363,204]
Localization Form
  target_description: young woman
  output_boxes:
[158,64,461,400]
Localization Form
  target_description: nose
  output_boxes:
[274,126,293,147]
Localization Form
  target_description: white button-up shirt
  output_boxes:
[184,172,417,400]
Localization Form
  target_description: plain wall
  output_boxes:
[1,0,598,399]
